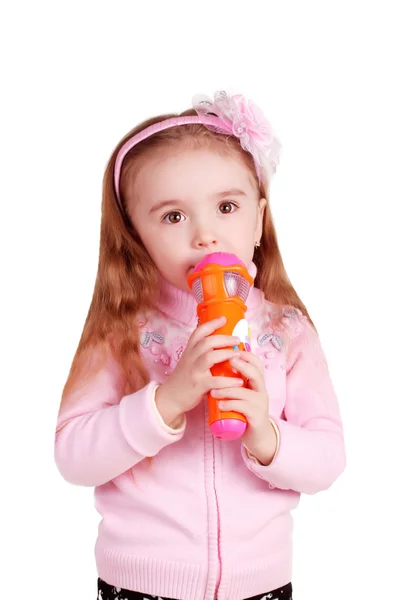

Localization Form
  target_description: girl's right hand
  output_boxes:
[155,316,244,428]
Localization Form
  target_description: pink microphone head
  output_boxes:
[193,252,245,272]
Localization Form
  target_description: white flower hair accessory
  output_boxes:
[192,90,282,186]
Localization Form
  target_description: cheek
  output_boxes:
[233,210,258,236]
[144,231,183,267]
[132,220,165,262]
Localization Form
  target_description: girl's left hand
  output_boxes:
[210,351,277,464]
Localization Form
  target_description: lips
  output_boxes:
[188,254,214,274]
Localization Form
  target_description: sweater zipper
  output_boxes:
[212,435,222,598]
[205,400,222,599]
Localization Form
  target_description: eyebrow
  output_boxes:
[149,188,247,214]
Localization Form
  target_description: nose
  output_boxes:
[192,223,218,249]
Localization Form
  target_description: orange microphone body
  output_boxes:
[187,252,253,440]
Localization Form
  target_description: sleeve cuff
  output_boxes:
[242,415,346,493]
[244,417,281,466]
[119,381,186,457]
[151,384,186,434]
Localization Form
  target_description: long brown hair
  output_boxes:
[58,107,316,412]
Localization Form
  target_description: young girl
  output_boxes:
[54,90,346,600]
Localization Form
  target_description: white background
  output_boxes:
[1,1,399,599]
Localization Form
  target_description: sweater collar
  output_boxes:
[154,261,263,327]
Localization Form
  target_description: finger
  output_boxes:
[199,348,241,370]
[237,351,264,376]
[207,376,245,389]
[216,399,250,417]
[190,317,227,346]
[200,334,242,352]
[209,386,253,401]
[229,358,265,393]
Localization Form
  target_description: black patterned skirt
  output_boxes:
[97,577,293,599]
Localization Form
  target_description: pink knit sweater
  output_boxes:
[54,265,346,600]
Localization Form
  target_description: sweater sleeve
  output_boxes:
[54,347,186,487]
[241,315,346,494]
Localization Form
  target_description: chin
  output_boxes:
[173,274,192,293]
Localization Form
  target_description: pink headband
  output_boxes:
[113,90,282,211]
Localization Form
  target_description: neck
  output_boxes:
[154,261,262,327]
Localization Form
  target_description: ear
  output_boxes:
[255,197,267,241]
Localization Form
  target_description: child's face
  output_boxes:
[128,147,266,292]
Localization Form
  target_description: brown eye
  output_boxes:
[163,211,184,224]
[219,201,237,214]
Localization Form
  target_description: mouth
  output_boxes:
[188,254,213,274]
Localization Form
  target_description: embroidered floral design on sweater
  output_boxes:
[281,306,309,334]
[167,335,188,368]
[253,303,311,373]
[138,315,188,376]
[257,331,284,351]
[140,328,165,349]
[271,305,309,343]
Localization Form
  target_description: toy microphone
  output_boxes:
[187,252,253,440]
